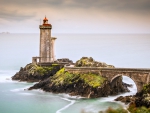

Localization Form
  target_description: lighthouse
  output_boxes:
[32,16,56,64]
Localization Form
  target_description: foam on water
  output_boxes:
[99,76,137,102]
[0,70,18,83]
[10,86,31,92]
[56,98,76,113]
[19,92,35,96]
[58,93,84,100]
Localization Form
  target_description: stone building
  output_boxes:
[32,16,56,64]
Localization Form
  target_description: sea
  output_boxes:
[0,33,150,113]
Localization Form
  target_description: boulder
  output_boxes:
[75,57,115,68]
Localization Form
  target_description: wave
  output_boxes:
[56,97,76,113]
[19,92,35,96]
[57,93,84,100]
[10,85,32,92]
[0,70,18,83]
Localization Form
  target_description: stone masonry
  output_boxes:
[32,16,56,64]
[65,67,150,93]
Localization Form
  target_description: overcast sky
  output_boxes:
[0,0,150,33]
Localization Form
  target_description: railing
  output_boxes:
[65,67,150,73]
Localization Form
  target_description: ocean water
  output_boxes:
[0,34,150,113]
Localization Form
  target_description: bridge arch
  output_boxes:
[64,67,150,93]
[110,74,139,93]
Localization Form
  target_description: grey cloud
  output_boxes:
[0,9,35,21]
[1,0,150,11]
[0,0,150,18]
[65,0,150,13]
[0,0,62,7]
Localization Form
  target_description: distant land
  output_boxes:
[0,32,10,34]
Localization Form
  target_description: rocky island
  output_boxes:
[12,57,130,98]
[12,57,150,112]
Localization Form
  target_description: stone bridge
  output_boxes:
[65,67,150,93]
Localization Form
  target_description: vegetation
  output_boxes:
[106,83,150,113]
[80,107,128,113]
[81,106,150,113]
[128,102,150,113]
[102,107,128,113]
[52,64,59,66]
[75,57,114,68]
[27,64,57,76]
[143,84,150,94]
[101,106,150,113]
[51,68,106,88]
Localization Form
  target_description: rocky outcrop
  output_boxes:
[115,95,136,104]
[12,63,63,82]
[75,57,115,68]
[115,83,150,112]
[29,68,130,98]
[134,83,150,108]
[12,57,131,98]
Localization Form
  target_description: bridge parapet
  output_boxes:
[65,67,150,73]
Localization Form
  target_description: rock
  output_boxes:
[123,82,133,88]
[75,57,115,68]
[12,63,63,82]
[115,95,135,104]
[29,68,129,98]
[115,83,150,109]
[56,58,73,63]
[13,57,131,99]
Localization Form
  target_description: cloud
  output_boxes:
[1,0,150,12]
[0,0,150,21]
[0,0,149,33]
[0,8,36,21]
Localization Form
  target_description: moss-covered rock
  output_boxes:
[115,82,150,111]
[51,68,106,88]
[12,63,63,82]
[75,57,115,68]
[134,83,150,108]
[128,102,150,113]
[29,67,129,98]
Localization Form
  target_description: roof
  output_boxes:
[43,16,48,21]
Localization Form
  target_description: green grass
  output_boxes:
[27,64,55,76]
[51,68,106,88]
[36,66,53,75]
[80,73,105,88]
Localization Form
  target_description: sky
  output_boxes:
[0,0,150,34]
